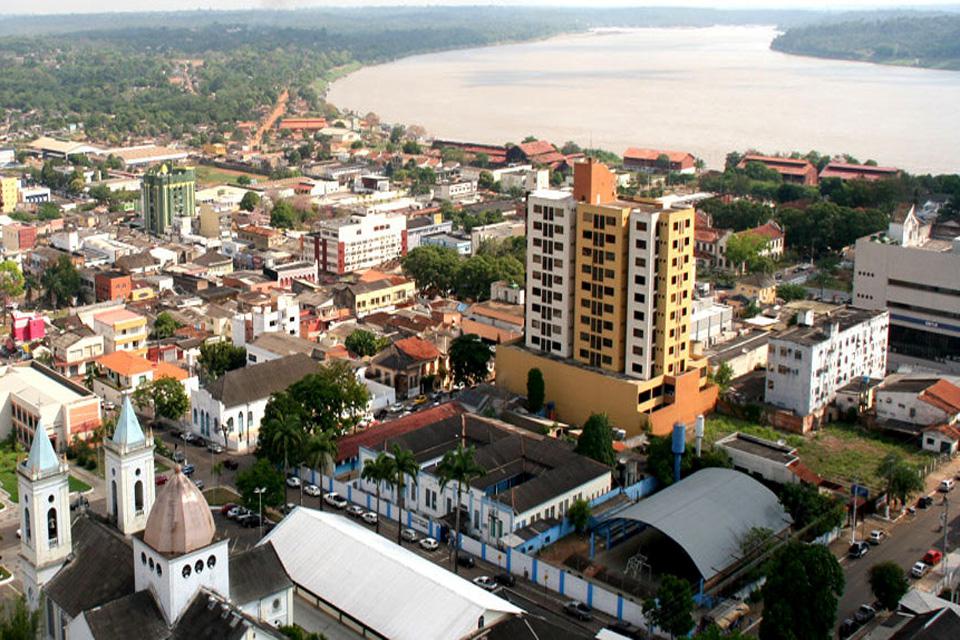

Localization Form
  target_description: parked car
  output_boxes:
[172,451,186,464]
[847,541,870,559]
[206,442,224,454]
[855,604,876,624]
[192,479,205,490]
[494,573,516,587]
[285,476,301,488]
[220,503,238,516]
[238,514,261,528]
[412,394,428,405]
[940,479,955,493]
[361,511,378,525]
[457,555,475,569]
[473,576,498,591]
[222,459,239,471]
[922,549,943,566]
[918,496,934,509]
[419,537,439,551]
[346,505,365,518]
[155,475,168,486]
[838,618,860,639]
[323,492,348,509]
[563,601,593,622]
[401,528,418,543]
[227,506,250,520]
[868,530,886,545]
[911,562,929,579]
[187,434,206,447]
[181,463,196,476]
[303,484,322,497]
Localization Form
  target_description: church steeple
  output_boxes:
[105,395,155,536]
[17,421,71,610]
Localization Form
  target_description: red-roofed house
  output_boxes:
[735,220,785,261]
[738,155,818,186]
[877,378,960,446]
[623,148,697,174]
[367,336,447,399]
[819,162,900,182]
[507,140,568,169]
[923,423,960,455]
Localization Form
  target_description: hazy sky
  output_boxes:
[6,1,959,16]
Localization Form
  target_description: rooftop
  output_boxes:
[772,307,886,347]
[0,361,93,407]
[94,308,146,326]
[716,432,798,464]
[623,148,694,163]
[205,353,320,408]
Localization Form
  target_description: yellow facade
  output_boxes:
[112,317,148,357]
[652,206,695,377]
[0,177,19,213]
[573,201,633,373]
[354,280,416,316]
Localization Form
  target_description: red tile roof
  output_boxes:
[739,221,784,241]
[336,402,465,462]
[819,162,900,181]
[923,423,960,442]
[787,460,822,486]
[518,140,557,157]
[623,148,694,163]
[739,155,815,177]
[920,380,960,416]
[394,336,440,362]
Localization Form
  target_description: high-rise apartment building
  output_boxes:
[502,159,715,435]
[141,164,196,236]
[0,176,19,213]
[309,212,407,275]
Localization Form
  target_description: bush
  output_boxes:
[84,459,97,471]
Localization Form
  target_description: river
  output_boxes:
[328,26,960,175]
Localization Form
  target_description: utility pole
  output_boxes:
[851,481,860,544]
[254,486,266,538]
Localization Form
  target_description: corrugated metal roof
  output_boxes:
[263,509,523,640]
[616,468,791,581]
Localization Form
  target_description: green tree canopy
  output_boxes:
[402,245,461,295]
[645,435,732,486]
[198,341,247,380]
[779,482,845,539]
[344,329,390,357]
[270,199,297,229]
[41,255,82,308]
[760,542,844,640]
[526,368,545,413]
[0,260,25,324]
[141,376,190,422]
[643,575,696,639]
[869,561,908,610]
[725,233,772,274]
[575,413,616,467]
[567,498,591,534]
[776,283,807,302]
[0,596,39,640]
[240,191,261,212]
[151,311,181,339]
[449,334,492,388]
[236,458,286,510]
[877,452,924,506]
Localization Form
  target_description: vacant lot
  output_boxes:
[706,416,934,491]
[194,165,262,187]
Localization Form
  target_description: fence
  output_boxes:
[303,467,656,630]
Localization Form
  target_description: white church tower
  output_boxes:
[105,395,156,535]
[17,421,71,610]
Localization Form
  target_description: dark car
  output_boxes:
[606,622,643,639]
[223,459,240,471]
[855,604,876,624]
[238,514,261,528]
[563,601,593,622]
[494,573,516,587]
[848,541,869,559]
[172,451,186,464]
[838,618,859,639]
[181,463,196,476]
[189,434,207,447]
[918,496,934,509]
[457,555,476,569]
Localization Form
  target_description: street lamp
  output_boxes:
[253,486,266,538]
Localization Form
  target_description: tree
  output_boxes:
[236,458,285,510]
[877,452,923,507]
[869,561,908,610]
[279,626,323,640]
[0,596,39,640]
[760,542,844,640]
[239,191,260,212]
[695,628,749,640]
[211,461,224,489]
[402,245,460,295]
[146,376,190,422]
[449,334,492,388]
[643,575,695,639]
[725,233,771,274]
[266,413,303,484]
[361,452,394,534]
[711,362,734,392]
[575,413,616,466]
[779,482,845,538]
[567,498,591,534]
[477,170,495,189]
[198,342,247,380]
[151,311,180,339]
[38,202,61,220]
[526,368,545,413]
[41,255,82,308]
[390,445,420,545]
[655,153,672,171]
[302,431,337,508]
[777,283,807,302]
[270,199,297,229]
[646,435,732,486]
[345,329,389,357]
[437,444,486,573]
[286,361,369,434]
[0,260,25,328]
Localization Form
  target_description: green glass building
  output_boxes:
[141,164,196,236]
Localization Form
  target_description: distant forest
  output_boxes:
[772,13,960,70]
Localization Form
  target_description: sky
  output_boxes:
[5,0,960,16]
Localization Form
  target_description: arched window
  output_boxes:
[111,480,118,519]
[226,417,234,434]
[238,412,244,437]
[47,507,57,544]
[193,408,198,424]
[134,480,144,513]
[23,507,31,541]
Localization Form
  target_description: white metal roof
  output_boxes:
[262,508,523,640]
[616,468,791,581]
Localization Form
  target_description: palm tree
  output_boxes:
[390,444,420,545]
[361,452,394,534]
[303,431,338,509]
[267,413,303,488]
[437,444,485,573]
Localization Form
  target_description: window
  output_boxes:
[182,565,191,578]
[195,559,204,574]
[24,507,31,541]
[207,555,217,569]
[134,481,144,514]
[47,507,58,544]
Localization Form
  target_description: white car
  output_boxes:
[419,537,439,551]
[303,484,322,497]
[401,528,418,542]
[286,476,301,488]
[323,492,348,509]
[361,511,378,525]
[911,561,929,578]
[346,504,365,518]
[473,576,498,591]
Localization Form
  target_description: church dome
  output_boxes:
[143,467,215,555]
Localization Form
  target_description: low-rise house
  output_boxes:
[0,361,101,450]
[94,270,133,302]
[406,214,454,249]
[94,350,195,407]
[332,273,415,318]
[462,301,524,344]
[263,261,318,289]
[434,180,478,201]
[11,311,45,343]
[819,162,900,182]
[705,330,770,379]
[690,295,734,348]
[422,233,471,256]
[876,378,960,427]
[737,155,818,186]
[922,424,960,455]
[368,336,445,399]
[93,308,148,356]
[715,432,821,486]
[238,226,282,250]
[230,295,300,346]
[189,353,321,452]
[734,274,777,306]
[49,328,104,379]
[623,148,697,174]
[193,251,234,277]
[245,332,323,365]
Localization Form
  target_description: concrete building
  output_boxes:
[819,162,900,182]
[263,260,317,289]
[93,308,149,357]
[309,212,407,275]
[94,351,194,408]
[434,179,477,201]
[765,307,889,417]
[141,164,196,236]
[853,204,960,371]
[230,295,300,347]
[405,214,454,249]
[94,271,133,302]
[470,220,524,254]
[690,295,734,348]
[237,225,281,250]
[622,148,697,174]
[49,329,104,379]
[500,167,549,193]
[3,222,37,254]
[0,176,19,213]
[715,432,820,486]
[422,233,471,256]
[332,274,415,318]
[875,378,960,428]
[737,155,818,186]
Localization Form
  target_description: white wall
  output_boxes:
[877,389,950,425]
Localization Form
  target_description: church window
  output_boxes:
[149,558,154,570]
[156,564,162,576]
[23,508,30,541]
[47,508,57,544]
[207,555,216,569]
[48,494,54,503]
[272,599,281,610]
[195,559,204,574]
[135,468,141,476]
[182,565,191,578]
[134,481,144,513]
[227,417,234,433]
[141,552,147,565]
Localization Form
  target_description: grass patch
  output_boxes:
[706,416,935,491]
[156,460,170,473]
[203,486,242,506]
[194,165,262,187]
[68,476,91,494]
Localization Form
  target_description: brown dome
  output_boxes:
[143,468,215,554]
